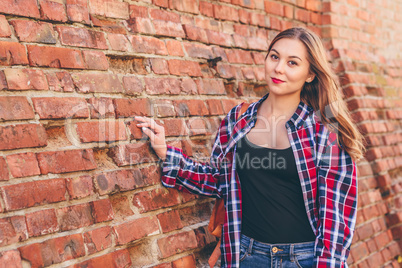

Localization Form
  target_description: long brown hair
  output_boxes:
[268,28,365,161]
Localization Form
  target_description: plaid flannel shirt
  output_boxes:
[161,94,357,268]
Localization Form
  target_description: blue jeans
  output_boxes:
[240,234,315,268]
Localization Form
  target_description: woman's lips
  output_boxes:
[271,78,285,84]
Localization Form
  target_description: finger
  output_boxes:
[141,127,156,141]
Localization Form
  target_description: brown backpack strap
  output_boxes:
[237,102,250,120]
[207,101,250,268]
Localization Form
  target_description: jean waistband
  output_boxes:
[240,234,315,256]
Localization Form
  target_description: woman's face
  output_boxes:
[265,38,314,98]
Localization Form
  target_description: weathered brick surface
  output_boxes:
[0,0,400,267]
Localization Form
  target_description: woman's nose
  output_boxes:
[274,60,285,73]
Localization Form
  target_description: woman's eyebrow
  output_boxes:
[271,48,303,61]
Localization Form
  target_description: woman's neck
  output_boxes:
[262,93,301,121]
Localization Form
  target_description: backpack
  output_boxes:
[207,102,250,268]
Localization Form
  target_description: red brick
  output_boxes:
[126,120,143,140]
[0,250,22,268]
[3,68,48,91]
[114,216,159,245]
[26,209,58,237]
[87,97,115,118]
[0,0,40,18]
[76,120,127,143]
[84,226,113,254]
[0,216,28,246]
[129,4,148,18]
[90,15,126,33]
[145,77,181,95]
[90,199,114,223]
[130,35,168,55]
[206,30,234,47]
[126,17,155,34]
[37,149,96,175]
[108,33,131,51]
[0,41,29,66]
[226,49,254,64]
[150,8,180,22]
[295,8,310,23]
[133,188,180,213]
[0,15,10,37]
[10,20,56,43]
[168,59,202,77]
[123,76,144,96]
[247,36,269,51]
[109,142,158,166]
[66,0,90,24]
[305,0,321,11]
[158,210,183,233]
[66,175,94,199]
[196,79,225,95]
[172,255,196,268]
[200,1,213,17]
[6,152,40,178]
[114,98,152,118]
[162,118,187,137]
[110,195,134,219]
[222,99,241,113]
[20,234,85,267]
[183,25,209,43]
[0,71,7,90]
[0,157,8,181]
[46,72,75,92]
[0,96,34,121]
[264,0,284,16]
[187,118,210,136]
[57,203,94,231]
[148,58,169,75]
[206,101,224,118]
[83,50,109,70]
[166,39,185,56]
[1,179,66,211]
[180,78,197,95]
[174,99,209,117]
[250,12,266,27]
[88,0,129,19]
[158,231,198,258]
[56,25,107,49]
[32,97,89,119]
[169,0,198,14]
[153,20,186,38]
[152,99,177,117]
[183,42,213,59]
[213,4,239,21]
[94,168,144,195]
[39,0,67,22]
[0,123,47,151]
[73,249,131,268]
[27,45,85,69]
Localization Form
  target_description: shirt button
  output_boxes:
[272,247,278,253]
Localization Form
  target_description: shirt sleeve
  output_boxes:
[160,112,231,198]
[314,132,357,268]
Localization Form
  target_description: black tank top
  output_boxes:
[235,135,316,243]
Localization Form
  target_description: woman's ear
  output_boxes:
[306,74,316,83]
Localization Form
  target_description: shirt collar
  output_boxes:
[246,93,314,130]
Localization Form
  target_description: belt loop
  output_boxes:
[247,238,254,254]
[289,244,295,262]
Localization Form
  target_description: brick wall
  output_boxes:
[0,0,400,267]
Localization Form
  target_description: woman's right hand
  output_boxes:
[135,116,167,161]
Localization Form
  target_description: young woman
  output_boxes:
[136,27,364,268]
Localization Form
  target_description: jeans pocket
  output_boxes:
[294,252,314,268]
[239,244,248,262]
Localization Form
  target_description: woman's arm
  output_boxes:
[314,133,358,268]
[136,115,228,198]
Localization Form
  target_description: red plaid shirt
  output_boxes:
[162,94,357,267]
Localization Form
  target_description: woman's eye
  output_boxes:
[270,54,278,60]
[289,61,298,66]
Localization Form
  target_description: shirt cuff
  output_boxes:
[160,145,183,188]
[314,256,346,268]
